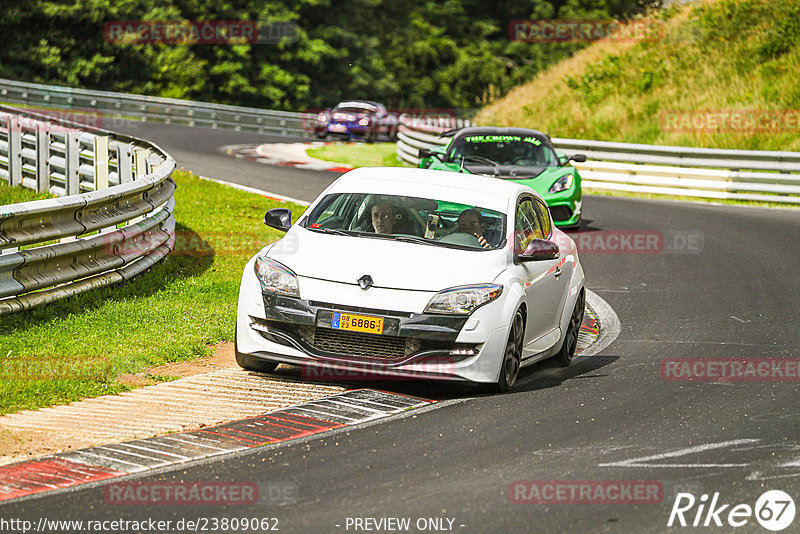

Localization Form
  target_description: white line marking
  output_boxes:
[157,436,234,452]
[197,175,310,205]
[747,471,800,481]
[316,399,386,414]
[64,451,144,470]
[95,446,170,464]
[598,439,760,468]
[286,407,359,422]
[335,397,405,410]
[119,442,191,461]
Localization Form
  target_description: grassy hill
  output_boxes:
[476,0,800,152]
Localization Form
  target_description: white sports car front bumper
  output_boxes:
[235,256,512,384]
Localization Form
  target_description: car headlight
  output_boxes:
[254,257,300,297]
[424,284,503,315]
[549,173,574,194]
[358,117,370,126]
[317,112,327,122]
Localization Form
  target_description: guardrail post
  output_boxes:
[93,135,109,190]
[35,127,50,193]
[133,146,146,178]
[64,131,80,195]
[7,115,22,187]
[128,147,148,224]
[116,142,132,183]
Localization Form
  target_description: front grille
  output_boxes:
[254,319,475,362]
[300,326,420,360]
[549,205,573,222]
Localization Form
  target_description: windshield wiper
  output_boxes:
[458,155,501,176]
[390,235,436,246]
[355,233,437,246]
[307,226,352,236]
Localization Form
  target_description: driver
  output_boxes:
[457,208,491,249]
[371,200,398,234]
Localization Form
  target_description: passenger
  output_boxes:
[457,208,491,249]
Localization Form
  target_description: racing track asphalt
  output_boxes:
[3,123,800,533]
[108,119,339,201]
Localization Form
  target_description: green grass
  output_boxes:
[307,142,410,168]
[0,170,305,414]
[478,0,800,152]
[0,182,55,204]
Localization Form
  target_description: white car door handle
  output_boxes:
[554,267,562,278]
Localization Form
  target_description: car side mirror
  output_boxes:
[570,154,587,163]
[418,148,432,159]
[264,208,292,232]
[517,239,560,261]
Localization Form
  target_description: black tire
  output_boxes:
[494,309,524,392]
[554,289,585,367]
[366,128,378,143]
[234,325,279,373]
[315,131,328,139]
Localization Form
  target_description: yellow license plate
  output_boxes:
[332,312,383,334]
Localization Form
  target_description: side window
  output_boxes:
[514,199,544,253]
[532,199,552,238]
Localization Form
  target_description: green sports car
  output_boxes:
[418,127,586,229]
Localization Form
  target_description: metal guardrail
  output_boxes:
[0,105,176,315]
[396,116,471,166]
[0,77,309,137]
[397,117,800,204]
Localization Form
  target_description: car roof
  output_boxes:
[321,167,543,213]
[335,101,380,110]
[451,126,553,146]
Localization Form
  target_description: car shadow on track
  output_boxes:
[267,354,620,401]
[509,354,619,394]
[562,217,604,234]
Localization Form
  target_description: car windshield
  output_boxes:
[448,134,559,166]
[302,193,507,250]
[336,103,376,113]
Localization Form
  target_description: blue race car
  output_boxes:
[314,101,398,142]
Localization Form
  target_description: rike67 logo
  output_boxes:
[668,490,796,531]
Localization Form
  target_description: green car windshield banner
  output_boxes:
[462,135,542,146]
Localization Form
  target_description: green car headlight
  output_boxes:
[424,284,503,315]
[255,257,300,297]
[549,173,574,194]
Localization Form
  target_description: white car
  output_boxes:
[235,167,585,391]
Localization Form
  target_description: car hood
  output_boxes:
[266,226,508,292]
[462,164,548,178]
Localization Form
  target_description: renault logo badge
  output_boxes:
[358,275,373,290]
